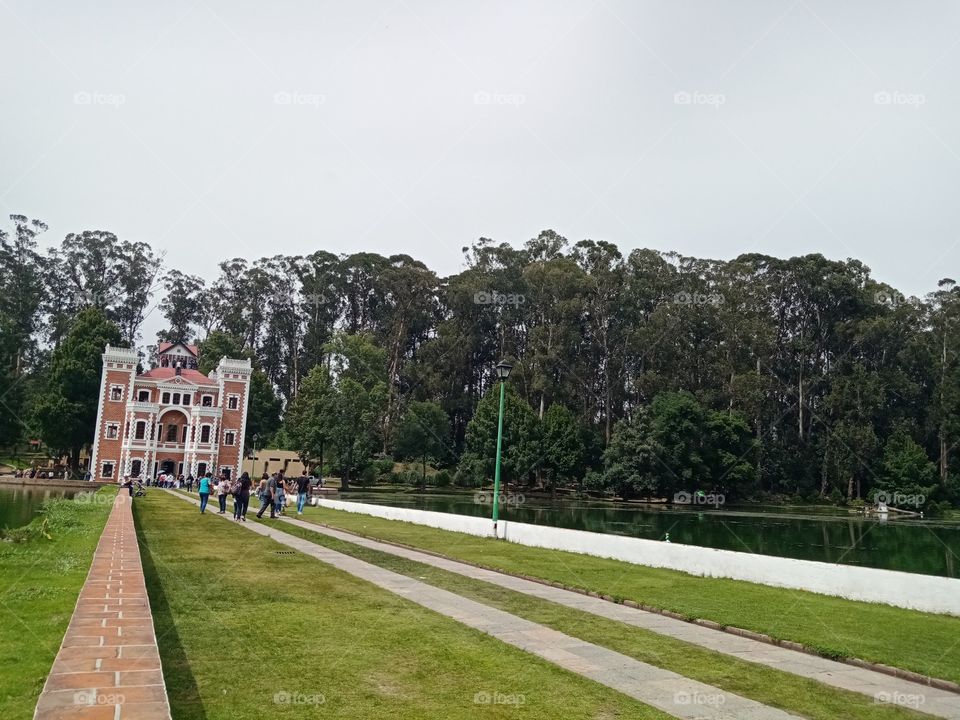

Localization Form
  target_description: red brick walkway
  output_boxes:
[34,492,171,720]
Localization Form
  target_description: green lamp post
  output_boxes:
[492,359,513,536]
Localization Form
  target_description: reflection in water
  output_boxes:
[0,486,73,529]
[339,492,960,578]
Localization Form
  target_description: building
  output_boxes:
[90,342,253,481]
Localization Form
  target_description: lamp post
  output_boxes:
[251,433,260,478]
[492,359,513,536]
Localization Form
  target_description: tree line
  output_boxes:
[1,217,958,512]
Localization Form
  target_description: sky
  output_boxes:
[3,0,960,334]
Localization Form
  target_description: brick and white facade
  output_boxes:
[90,342,252,481]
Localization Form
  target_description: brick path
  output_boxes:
[168,489,800,720]
[282,517,960,720]
[34,492,171,720]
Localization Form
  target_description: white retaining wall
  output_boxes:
[315,499,960,616]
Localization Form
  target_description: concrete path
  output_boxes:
[34,492,171,720]
[282,516,960,720]
[168,490,799,719]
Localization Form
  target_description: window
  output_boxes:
[162,392,170,404]
[105,423,119,440]
[172,393,181,405]
[200,426,211,443]
[156,422,162,439]
[182,394,190,406]
[223,430,236,446]
[134,421,146,440]
[166,424,178,443]
[138,390,150,402]
[197,462,207,477]
[101,461,115,479]
[182,425,188,443]
[227,395,239,410]
[220,467,232,480]
[109,385,123,401]
[131,459,142,477]
[202,395,214,407]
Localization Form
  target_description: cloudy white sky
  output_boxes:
[3,0,960,310]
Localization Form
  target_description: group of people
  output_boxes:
[152,472,195,490]
[254,470,318,519]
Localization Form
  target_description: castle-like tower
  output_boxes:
[90,342,252,481]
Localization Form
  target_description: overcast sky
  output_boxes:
[3,0,960,319]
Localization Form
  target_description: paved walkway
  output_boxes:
[34,492,171,720]
[282,516,960,720]
[168,491,798,720]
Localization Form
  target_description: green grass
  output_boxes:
[293,504,960,685]
[275,518,927,720]
[138,491,674,719]
[0,488,115,719]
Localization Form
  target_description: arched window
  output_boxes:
[166,424,178,443]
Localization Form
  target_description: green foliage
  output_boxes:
[394,400,451,486]
[541,404,586,489]
[601,410,659,500]
[463,383,542,485]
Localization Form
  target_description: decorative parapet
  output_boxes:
[216,356,253,379]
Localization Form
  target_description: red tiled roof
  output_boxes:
[158,341,199,356]
[138,367,217,386]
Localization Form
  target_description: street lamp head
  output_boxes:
[495,360,513,380]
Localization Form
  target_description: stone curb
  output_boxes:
[306,518,960,695]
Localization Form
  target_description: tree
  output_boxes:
[160,270,205,342]
[463,383,542,486]
[284,364,335,474]
[32,309,122,473]
[874,429,937,506]
[600,412,659,500]
[394,401,450,487]
[541,404,586,492]
[328,378,379,490]
[244,370,282,449]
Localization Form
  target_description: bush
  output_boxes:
[453,458,483,488]
[434,469,451,488]
[373,458,395,478]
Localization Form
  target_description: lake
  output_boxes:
[0,485,74,530]
[337,491,960,578]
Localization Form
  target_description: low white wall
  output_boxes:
[316,499,960,616]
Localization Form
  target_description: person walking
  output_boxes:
[295,471,310,515]
[274,473,287,516]
[186,474,194,492]
[217,474,230,514]
[198,472,212,513]
[255,473,276,519]
[233,472,252,521]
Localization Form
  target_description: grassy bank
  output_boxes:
[295,504,960,685]
[136,491,673,719]
[276,518,926,720]
[0,488,115,719]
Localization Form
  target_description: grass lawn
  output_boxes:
[137,491,675,719]
[0,487,115,719]
[276,518,927,720]
[294,504,960,685]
